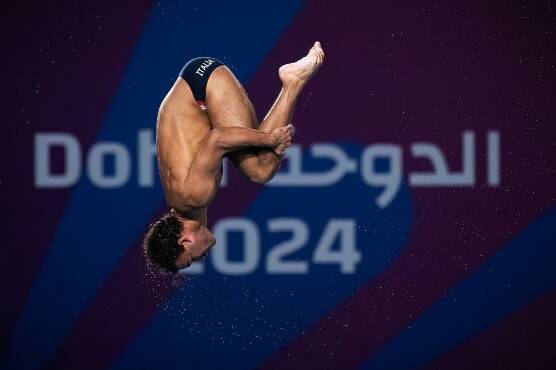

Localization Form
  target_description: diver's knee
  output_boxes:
[248,172,270,184]
[248,167,274,184]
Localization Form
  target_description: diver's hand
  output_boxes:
[271,124,293,156]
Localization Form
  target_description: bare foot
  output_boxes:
[279,41,324,87]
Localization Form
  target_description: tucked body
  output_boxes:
[144,43,324,275]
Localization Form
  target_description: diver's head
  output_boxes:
[143,211,215,275]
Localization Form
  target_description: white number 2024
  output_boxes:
[187,218,361,275]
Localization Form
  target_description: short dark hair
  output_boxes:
[143,211,184,275]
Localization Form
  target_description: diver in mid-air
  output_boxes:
[144,42,324,275]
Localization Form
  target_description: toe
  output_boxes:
[310,48,319,58]
[316,52,323,64]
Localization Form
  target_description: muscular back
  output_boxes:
[156,78,220,212]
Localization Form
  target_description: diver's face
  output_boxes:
[190,226,216,260]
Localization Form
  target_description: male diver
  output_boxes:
[144,42,324,275]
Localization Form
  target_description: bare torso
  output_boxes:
[156,78,221,220]
[156,43,324,222]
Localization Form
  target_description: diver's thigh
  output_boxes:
[205,65,258,129]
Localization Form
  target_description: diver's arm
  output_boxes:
[173,128,262,211]
[173,127,291,211]
[210,126,278,153]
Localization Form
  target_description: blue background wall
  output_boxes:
[3,1,556,369]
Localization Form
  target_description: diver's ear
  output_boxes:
[177,235,191,248]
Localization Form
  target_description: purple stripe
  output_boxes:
[422,289,556,369]
[1,0,153,349]
[257,0,556,368]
